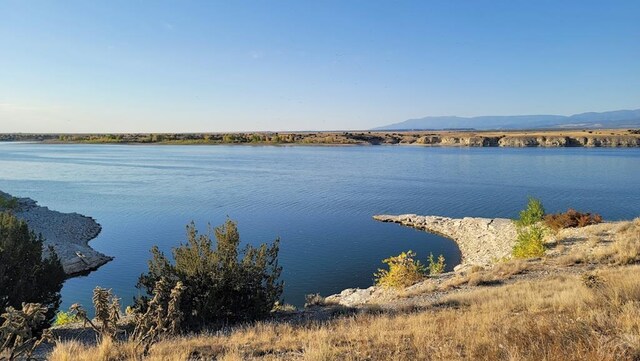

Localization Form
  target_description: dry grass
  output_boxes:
[590,219,640,265]
[398,280,437,298]
[548,218,640,268]
[438,259,531,291]
[50,264,640,360]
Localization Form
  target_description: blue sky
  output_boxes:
[1,1,639,132]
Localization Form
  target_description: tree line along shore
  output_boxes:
[1,128,640,147]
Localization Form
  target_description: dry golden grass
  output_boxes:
[50,264,640,361]
[398,279,437,298]
[590,219,640,265]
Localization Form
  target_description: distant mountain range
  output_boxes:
[373,109,640,131]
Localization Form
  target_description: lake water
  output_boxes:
[0,143,639,310]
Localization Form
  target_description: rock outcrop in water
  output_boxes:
[373,214,517,270]
[0,191,112,276]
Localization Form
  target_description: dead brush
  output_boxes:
[131,278,186,356]
[69,287,121,341]
[304,293,326,308]
[544,208,603,231]
[0,303,53,361]
[66,279,186,357]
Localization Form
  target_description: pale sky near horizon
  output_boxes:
[1,1,639,133]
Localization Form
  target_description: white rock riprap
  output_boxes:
[373,214,518,270]
[1,191,113,275]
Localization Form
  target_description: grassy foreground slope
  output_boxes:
[50,218,640,360]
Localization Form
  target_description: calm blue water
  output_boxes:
[0,143,639,310]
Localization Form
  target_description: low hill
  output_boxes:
[373,109,640,131]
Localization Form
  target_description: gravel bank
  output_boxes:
[0,190,113,275]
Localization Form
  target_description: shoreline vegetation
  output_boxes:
[2,128,640,147]
[0,191,111,276]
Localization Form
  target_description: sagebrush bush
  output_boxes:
[428,253,446,275]
[375,251,426,289]
[544,208,603,231]
[515,197,545,227]
[136,219,283,330]
[513,225,546,258]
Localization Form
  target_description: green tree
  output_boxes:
[136,219,283,329]
[512,197,547,258]
[515,197,545,227]
[0,212,65,324]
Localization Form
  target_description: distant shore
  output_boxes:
[0,191,112,276]
[1,128,640,147]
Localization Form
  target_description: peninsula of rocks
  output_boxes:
[373,214,517,270]
[0,191,112,276]
[323,214,518,307]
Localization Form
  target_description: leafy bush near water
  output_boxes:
[135,219,283,330]
[515,197,545,227]
[427,253,446,275]
[375,251,426,288]
[513,225,546,258]
[512,197,547,258]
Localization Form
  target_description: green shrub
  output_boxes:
[53,311,79,326]
[515,197,545,227]
[375,251,426,289]
[136,219,283,330]
[513,225,546,258]
[428,253,446,275]
[0,212,65,325]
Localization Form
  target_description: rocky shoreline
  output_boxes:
[373,214,517,270]
[325,214,518,307]
[0,191,112,276]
